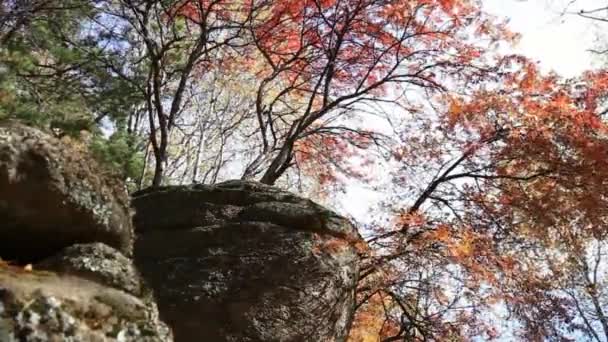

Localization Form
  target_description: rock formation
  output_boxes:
[0,121,133,261]
[0,121,362,341]
[0,121,170,341]
[0,265,171,342]
[133,181,361,342]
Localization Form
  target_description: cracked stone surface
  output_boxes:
[133,180,362,342]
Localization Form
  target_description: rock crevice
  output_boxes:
[0,122,361,342]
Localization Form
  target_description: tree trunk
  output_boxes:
[259,141,294,185]
[151,150,164,187]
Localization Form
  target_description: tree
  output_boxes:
[239,0,514,185]
[0,0,125,128]
[0,0,146,185]
[356,54,608,339]
[7,1,608,340]
[86,0,258,186]
[160,66,258,185]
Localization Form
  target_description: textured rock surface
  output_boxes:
[133,180,361,342]
[0,122,362,342]
[0,266,172,342]
[0,122,171,341]
[0,121,133,261]
[37,243,144,296]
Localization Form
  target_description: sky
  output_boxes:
[330,2,608,340]
[484,0,604,77]
[336,0,607,225]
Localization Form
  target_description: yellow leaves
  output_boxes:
[447,96,466,127]
[449,236,474,259]
[348,292,400,342]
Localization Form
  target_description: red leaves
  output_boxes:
[247,0,507,98]
[416,53,608,340]
[397,211,427,228]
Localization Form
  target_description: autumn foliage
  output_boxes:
[168,0,608,340]
[352,41,608,342]
[4,0,608,340]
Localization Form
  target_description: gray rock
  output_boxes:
[133,180,361,342]
[133,181,356,236]
[0,266,172,341]
[37,243,143,296]
[0,121,134,261]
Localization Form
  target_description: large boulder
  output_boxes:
[0,266,171,341]
[0,122,171,341]
[0,121,133,261]
[133,180,361,342]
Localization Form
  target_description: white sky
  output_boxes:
[338,0,607,224]
[337,2,607,339]
[483,0,604,77]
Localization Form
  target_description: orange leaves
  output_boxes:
[425,225,496,278]
[397,211,427,227]
[445,56,608,168]
[431,224,451,242]
[442,228,481,260]
[428,225,505,286]
[446,96,466,127]
[425,223,495,268]
[413,54,608,340]
[449,234,474,259]
[349,292,400,342]
[518,61,539,91]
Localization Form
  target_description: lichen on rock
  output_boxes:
[0,122,171,341]
[0,122,363,342]
[133,180,361,342]
[37,243,144,297]
[0,121,134,261]
[0,267,172,342]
